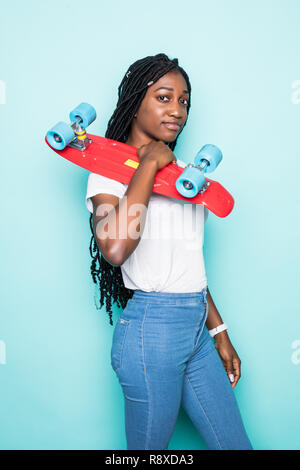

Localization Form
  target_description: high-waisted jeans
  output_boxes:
[110,287,253,450]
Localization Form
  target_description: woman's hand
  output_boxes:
[214,332,241,389]
[137,140,177,170]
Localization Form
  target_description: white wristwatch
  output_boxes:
[209,323,228,338]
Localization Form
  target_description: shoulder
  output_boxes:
[85,172,127,213]
[87,172,127,194]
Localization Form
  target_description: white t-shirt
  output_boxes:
[85,158,208,293]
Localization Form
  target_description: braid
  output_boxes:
[89,53,192,325]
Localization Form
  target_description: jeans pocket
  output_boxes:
[192,292,209,351]
[203,288,209,321]
[111,317,130,371]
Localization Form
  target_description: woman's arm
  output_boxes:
[91,140,176,266]
[92,158,158,266]
[205,287,241,388]
[205,287,229,341]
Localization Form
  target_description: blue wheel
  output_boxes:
[175,166,206,198]
[69,102,97,128]
[194,144,223,173]
[46,121,75,150]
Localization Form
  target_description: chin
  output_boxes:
[164,138,177,145]
[161,133,177,144]
[152,130,178,144]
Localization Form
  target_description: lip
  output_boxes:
[162,122,181,131]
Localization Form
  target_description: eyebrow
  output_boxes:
[154,86,189,95]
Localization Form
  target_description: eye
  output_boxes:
[158,95,168,102]
[157,95,189,106]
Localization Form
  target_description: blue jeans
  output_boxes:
[111,288,253,450]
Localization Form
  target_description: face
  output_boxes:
[126,70,189,147]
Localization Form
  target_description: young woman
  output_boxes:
[86,53,253,450]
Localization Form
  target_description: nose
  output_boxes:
[168,101,184,119]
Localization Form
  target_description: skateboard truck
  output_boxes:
[175,145,222,198]
[46,102,97,152]
[68,117,92,151]
[181,160,211,195]
[51,117,92,151]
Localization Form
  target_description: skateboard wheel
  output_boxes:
[46,121,75,150]
[194,144,223,173]
[69,102,97,128]
[175,166,206,198]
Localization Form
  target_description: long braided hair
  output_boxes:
[89,53,192,325]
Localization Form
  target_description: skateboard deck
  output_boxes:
[45,133,234,217]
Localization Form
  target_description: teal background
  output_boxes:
[1,0,300,450]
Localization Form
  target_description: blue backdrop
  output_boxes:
[1,0,300,450]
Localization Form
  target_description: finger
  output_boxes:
[225,361,235,385]
[232,358,241,379]
[225,361,239,388]
[231,359,241,388]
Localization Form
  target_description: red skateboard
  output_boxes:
[45,103,234,218]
